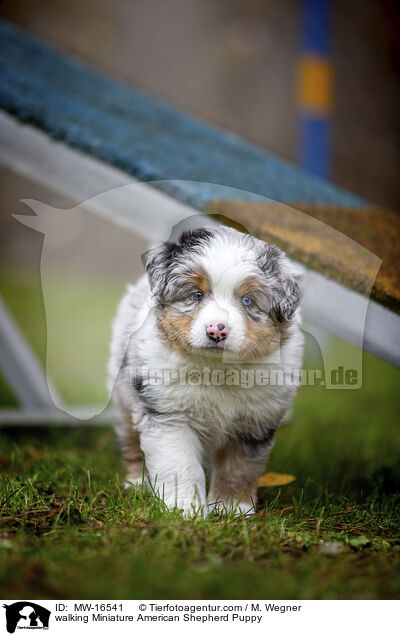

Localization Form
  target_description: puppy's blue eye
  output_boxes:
[192,290,203,302]
[241,296,253,307]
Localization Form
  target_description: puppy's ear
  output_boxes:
[258,245,303,321]
[142,243,171,302]
[273,262,303,321]
[142,228,213,302]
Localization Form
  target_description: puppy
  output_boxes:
[108,225,304,516]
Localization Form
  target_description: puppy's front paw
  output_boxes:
[164,495,206,518]
[178,500,206,518]
[123,475,148,491]
[207,497,256,517]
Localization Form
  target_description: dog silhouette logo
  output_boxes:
[3,602,50,633]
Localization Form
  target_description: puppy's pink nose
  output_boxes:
[206,322,229,342]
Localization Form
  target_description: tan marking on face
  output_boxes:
[240,318,282,362]
[186,268,211,295]
[236,276,265,299]
[236,276,292,362]
[158,307,195,355]
[157,268,210,354]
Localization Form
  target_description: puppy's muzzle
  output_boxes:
[206,322,229,343]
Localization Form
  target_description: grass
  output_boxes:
[0,267,399,599]
[0,351,399,600]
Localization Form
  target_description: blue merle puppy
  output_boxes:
[108,225,303,516]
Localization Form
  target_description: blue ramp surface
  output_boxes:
[0,20,363,210]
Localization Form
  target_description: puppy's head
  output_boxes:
[145,226,302,361]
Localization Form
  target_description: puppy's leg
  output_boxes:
[114,401,147,489]
[140,424,206,516]
[209,431,276,516]
[121,427,147,489]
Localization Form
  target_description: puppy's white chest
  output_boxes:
[156,375,266,440]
